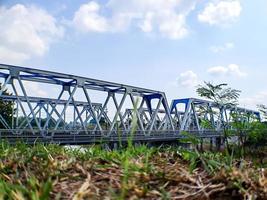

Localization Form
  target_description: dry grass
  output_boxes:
[0,143,266,200]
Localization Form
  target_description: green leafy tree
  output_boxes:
[196,82,240,106]
[230,112,254,149]
[248,121,267,146]
[0,83,13,129]
[245,104,267,146]
[196,105,217,129]
[196,82,241,150]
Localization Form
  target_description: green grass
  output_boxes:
[0,141,266,199]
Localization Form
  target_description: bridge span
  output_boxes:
[0,63,260,145]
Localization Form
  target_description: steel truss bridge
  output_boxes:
[0,64,261,145]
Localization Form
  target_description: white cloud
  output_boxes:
[210,42,234,53]
[207,64,247,78]
[0,4,64,64]
[198,1,241,26]
[0,46,29,64]
[208,66,228,75]
[239,91,267,110]
[23,81,48,97]
[73,1,108,32]
[228,64,247,77]
[72,0,197,39]
[177,70,199,88]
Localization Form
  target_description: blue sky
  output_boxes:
[0,0,267,109]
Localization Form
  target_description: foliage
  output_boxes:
[247,121,267,145]
[180,148,234,174]
[229,104,267,146]
[15,116,65,129]
[0,83,13,129]
[230,112,255,147]
[196,82,241,151]
[199,118,214,129]
[196,82,241,107]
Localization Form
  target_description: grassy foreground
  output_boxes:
[0,142,266,200]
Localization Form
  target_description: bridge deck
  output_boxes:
[0,130,223,145]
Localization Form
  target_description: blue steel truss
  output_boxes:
[170,98,260,131]
[0,63,261,144]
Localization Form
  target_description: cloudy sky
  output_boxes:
[0,0,267,109]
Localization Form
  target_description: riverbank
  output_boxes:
[0,143,266,199]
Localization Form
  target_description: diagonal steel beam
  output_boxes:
[53,85,78,132]
[129,94,145,132]
[42,89,64,131]
[93,93,111,132]
[111,93,127,132]
[148,96,163,134]
[82,86,103,133]
[17,77,42,131]
[108,92,127,135]
[11,83,35,134]
[68,91,88,134]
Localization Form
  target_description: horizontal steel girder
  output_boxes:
[0,64,261,144]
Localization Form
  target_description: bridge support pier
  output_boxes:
[215,137,222,151]
[196,139,204,151]
[209,138,213,151]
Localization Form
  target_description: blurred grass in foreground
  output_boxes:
[0,142,266,200]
